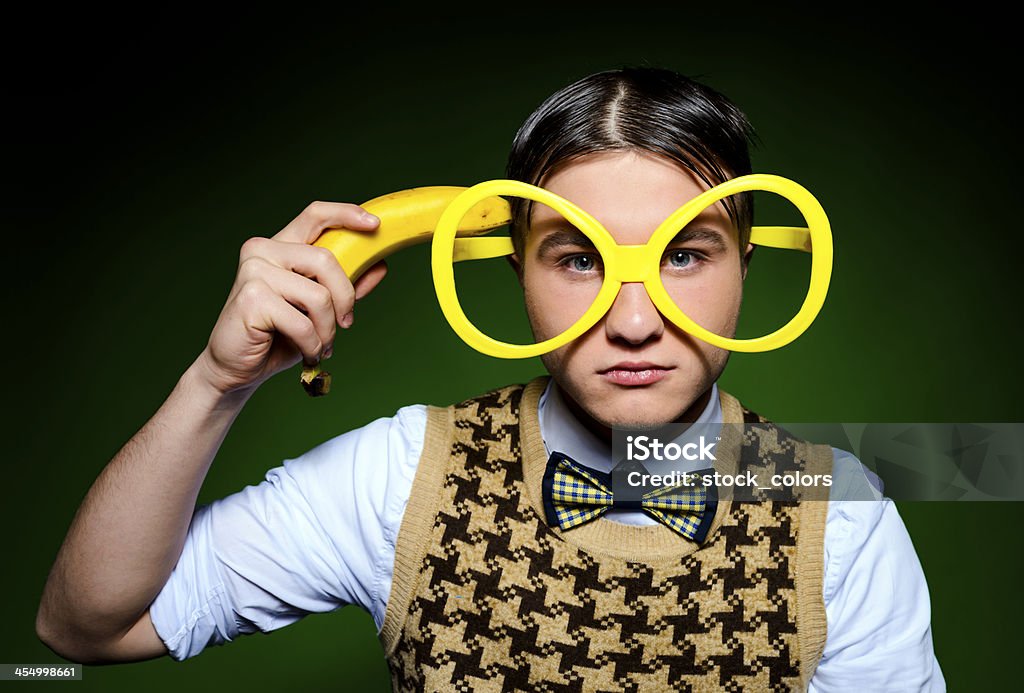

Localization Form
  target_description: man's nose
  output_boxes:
[604,282,665,344]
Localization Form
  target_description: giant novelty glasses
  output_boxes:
[431,174,832,358]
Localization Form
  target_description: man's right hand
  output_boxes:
[196,201,388,397]
[37,200,393,664]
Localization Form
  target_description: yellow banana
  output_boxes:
[314,186,511,283]
[300,186,511,396]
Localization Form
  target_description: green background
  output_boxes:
[4,8,1020,690]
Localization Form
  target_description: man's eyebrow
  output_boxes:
[530,221,732,255]
[669,226,730,251]
[533,227,596,256]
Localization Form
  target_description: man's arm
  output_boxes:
[35,357,250,663]
[35,202,385,664]
[809,452,945,691]
[147,403,427,661]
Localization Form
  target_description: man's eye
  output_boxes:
[565,255,599,272]
[664,250,699,269]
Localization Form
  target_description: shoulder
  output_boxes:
[828,447,884,501]
[274,404,431,524]
[821,449,919,608]
[719,392,883,495]
[284,404,428,469]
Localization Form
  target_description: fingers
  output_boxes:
[239,259,339,361]
[237,238,390,331]
[237,237,356,327]
[273,201,380,245]
[353,260,388,301]
[226,200,388,370]
[235,280,325,366]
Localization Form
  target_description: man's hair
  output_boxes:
[505,66,757,260]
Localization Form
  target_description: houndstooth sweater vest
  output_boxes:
[380,377,832,692]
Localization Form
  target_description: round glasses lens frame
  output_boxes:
[431,174,833,359]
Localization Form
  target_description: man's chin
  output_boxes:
[604,416,674,432]
[591,391,692,430]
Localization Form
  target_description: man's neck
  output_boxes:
[559,384,714,445]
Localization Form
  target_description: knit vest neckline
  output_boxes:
[519,375,745,563]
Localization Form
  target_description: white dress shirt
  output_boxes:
[150,380,945,691]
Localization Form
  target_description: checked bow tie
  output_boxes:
[541,451,718,544]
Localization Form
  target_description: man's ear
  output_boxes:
[506,253,524,287]
[741,243,755,281]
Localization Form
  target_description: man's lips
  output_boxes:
[598,362,675,386]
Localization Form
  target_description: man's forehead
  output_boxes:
[532,154,733,237]
[529,197,736,245]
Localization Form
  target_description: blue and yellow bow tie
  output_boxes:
[542,451,717,544]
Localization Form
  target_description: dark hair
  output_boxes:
[505,67,757,259]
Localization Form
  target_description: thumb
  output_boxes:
[349,207,380,229]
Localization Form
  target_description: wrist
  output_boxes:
[183,351,255,412]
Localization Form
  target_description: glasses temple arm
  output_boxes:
[749,226,813,253]
[452,236,516,262]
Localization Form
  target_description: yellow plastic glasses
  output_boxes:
[431,174,832,359]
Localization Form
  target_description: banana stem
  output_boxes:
[299,361,332,397]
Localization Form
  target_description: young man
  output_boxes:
[37,68,944,691]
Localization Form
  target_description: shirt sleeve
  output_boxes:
[148,404,427,661]
[809,448,946,692]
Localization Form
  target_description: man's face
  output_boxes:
[517,150,751,429]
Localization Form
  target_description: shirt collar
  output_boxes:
[537,379,722,474]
